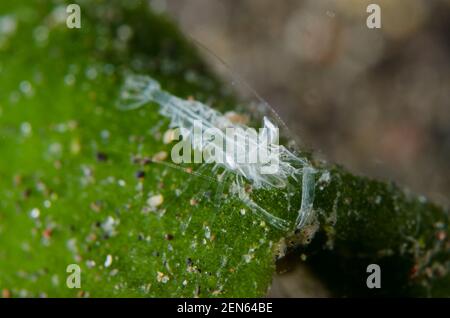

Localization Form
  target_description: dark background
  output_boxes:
[150,0,449,296]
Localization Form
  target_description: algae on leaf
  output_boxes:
[0,0,448,298]
[0,0,289,297]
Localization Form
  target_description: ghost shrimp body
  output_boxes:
[119,74,315,231]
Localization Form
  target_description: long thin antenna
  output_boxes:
[152,159,217,183]
[187,35,301,150]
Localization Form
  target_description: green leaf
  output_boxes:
[0,0,289,297]
[1,1,448,298]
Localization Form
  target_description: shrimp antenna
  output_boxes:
[187,35,302,150]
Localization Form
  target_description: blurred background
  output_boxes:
[149,0,449,296]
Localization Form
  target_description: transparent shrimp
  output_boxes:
[118,73,316,231]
